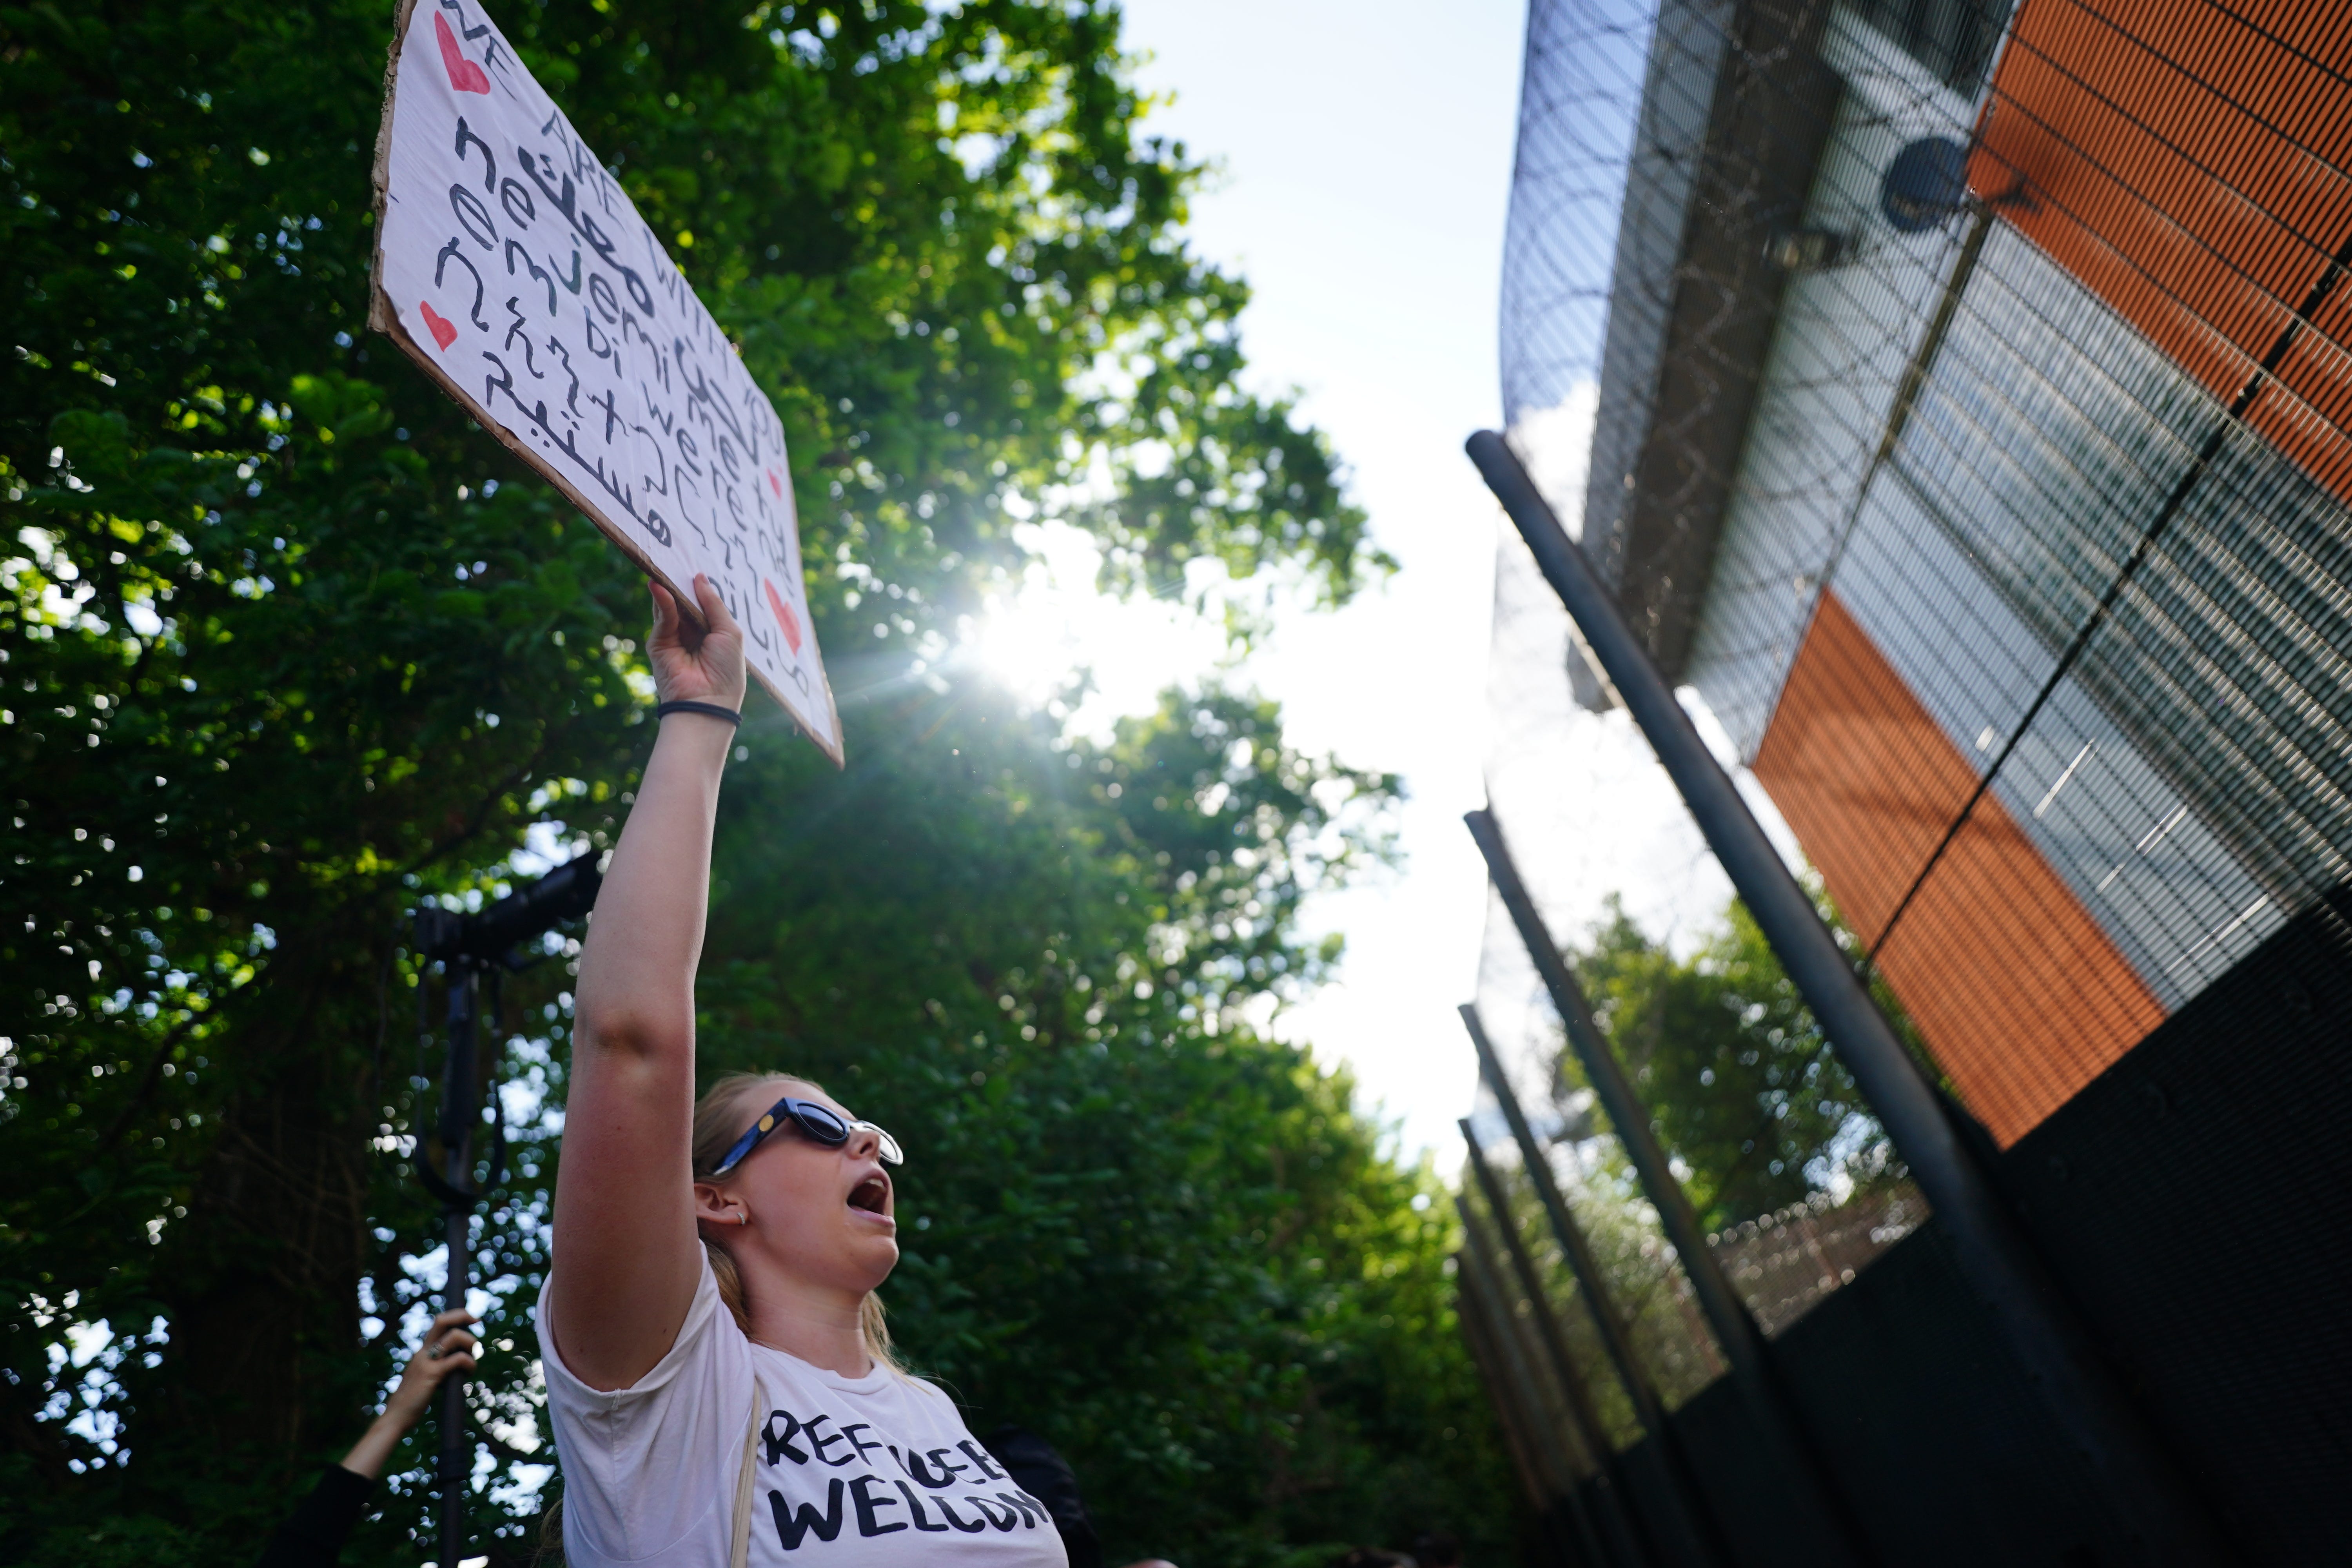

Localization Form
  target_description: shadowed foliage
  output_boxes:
[0,0,1502,1563]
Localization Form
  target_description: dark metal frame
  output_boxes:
[1466,428,2229,1563]
[1466,810,1875,1564]
[1462,1102,1710,1568]
[1452,1250,1561,1508]
[1456,1181,1646,1568]
[411,854,601,1568]
[1454,1227,1616,1568]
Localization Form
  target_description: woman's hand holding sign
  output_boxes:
[648,573,748,714]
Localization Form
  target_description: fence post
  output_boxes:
[1468,809,1877,1564]
[1455,1250,1568,1506]
[1463,1113,1716,1568]
[1456,1234,1616,1568]
[1458,1169,1657,1568]
[1466,428,2229,1563]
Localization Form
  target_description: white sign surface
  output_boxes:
[368,0,841,762]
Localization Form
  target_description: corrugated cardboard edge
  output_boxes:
[363,0,845,768]
[365,0,416,339]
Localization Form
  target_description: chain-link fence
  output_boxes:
[1460,0,2352,1560]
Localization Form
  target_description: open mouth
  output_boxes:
[847,1175,891,1216]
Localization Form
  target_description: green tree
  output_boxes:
[0,0,1503,1562]
[690,685,1502,1563]
[1568,894,1904,1234]
[1459,893,1922,1450]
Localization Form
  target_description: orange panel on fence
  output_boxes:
[1969,0,2352,503]
[1753,592,2167,1146]
[2258,285,2352,501]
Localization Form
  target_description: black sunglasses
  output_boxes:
[711,1094,904,1178]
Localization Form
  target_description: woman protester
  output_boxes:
[536,576,1069,1567]
[254,1308,478,1568]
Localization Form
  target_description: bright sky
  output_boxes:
[1005,0,1534,1160]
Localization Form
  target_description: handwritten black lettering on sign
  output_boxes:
[759,1403,1058,1552]
[367,0,842,763]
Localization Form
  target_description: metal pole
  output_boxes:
[1456,1249,1586,1541]
[1466,428,2230,1563]
[1458,1213,1617,1568]
[1466,811,1877,1565]
[1464,1078,1728,1568]
[408,857,598,1568]
[1454,1292,1594,1568]
[437,961,478,1568]
[1454,1257,1553,1504]
[1464,1123,1707,1568]
[1456,1198,1634,1568]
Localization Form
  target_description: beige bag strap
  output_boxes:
[730,1373,766,1568]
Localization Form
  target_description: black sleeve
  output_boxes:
[982,1425,1103,1568]
[255,1465,376,1568]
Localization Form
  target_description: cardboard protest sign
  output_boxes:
[367,0,842,762]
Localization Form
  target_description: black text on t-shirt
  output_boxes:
[760,1404,1056,1551]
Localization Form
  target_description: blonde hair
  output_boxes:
[691,1071,903,1376]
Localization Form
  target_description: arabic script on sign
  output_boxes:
[368,0,840,761]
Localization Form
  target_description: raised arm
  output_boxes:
[547,573,746,1391]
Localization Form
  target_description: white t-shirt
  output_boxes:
[536,1258,1070,1568]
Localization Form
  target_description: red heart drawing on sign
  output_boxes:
[419,300,459,350]
[433,12,492,94]
[764,578,804,655]
[767,470,784,499]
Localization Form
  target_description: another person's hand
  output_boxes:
[647,573,748,712]
[339,1309,479,1481]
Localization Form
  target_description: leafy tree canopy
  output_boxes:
[1562,893,1912,1236]
[0,0,1499,1563]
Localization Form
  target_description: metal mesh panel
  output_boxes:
[1672,0,2352,1140]
[1469,1091,1730,1423]
[1463,0,2352,1552]
[1461,1146,1658,1449]
[1477,0,1975,1398]
[1896,236,2352,919]
[1702,1178,1924,1336]
[1499,0,1670,457]
[1844,0,2004,94]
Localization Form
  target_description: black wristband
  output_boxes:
[655,699,742,727]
